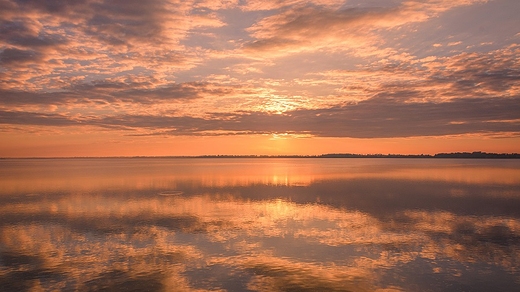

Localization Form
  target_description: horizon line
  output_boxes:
[2,151,520,159]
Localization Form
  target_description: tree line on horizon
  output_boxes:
[195,151,520,159]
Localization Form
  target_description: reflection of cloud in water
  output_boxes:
[1,189,519,291]
[1,159,519,290]
[0,224,206,291]
[158,190,184,196]
[399,211,520,270]
[234,256,373,292]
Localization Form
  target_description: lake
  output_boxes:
[1,158,519,291]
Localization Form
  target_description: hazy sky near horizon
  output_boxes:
[1,0,519,156]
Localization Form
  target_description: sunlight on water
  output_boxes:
[0,158,519,291]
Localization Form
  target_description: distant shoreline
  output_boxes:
[2,152,520,159]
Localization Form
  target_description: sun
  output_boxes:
[257,94,300,114]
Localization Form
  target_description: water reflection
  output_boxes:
[0,158,519,291]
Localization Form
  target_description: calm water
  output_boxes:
[1,158,519,291]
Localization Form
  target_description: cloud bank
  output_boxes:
[1,0,519,151]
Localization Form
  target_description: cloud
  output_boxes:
[0,0,518,148]
[240,0,345,12]
[242,6,382,55]
[2,43,519,137]
[0,0,225,92]
[0,110,81,126]
[0,80,242,107]
[208,96,520,138]
[3,95,518,138]
[1,38,519,139]
[0,48,42,65]
[2,0,220,47]
[241,0,487,56]
[0,19,68,50]
[313,44,520,103]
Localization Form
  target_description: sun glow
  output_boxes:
[257,95,301,114]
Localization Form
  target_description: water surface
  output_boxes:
[1,158,519,291]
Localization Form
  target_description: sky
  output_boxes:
[1,0,519,157]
